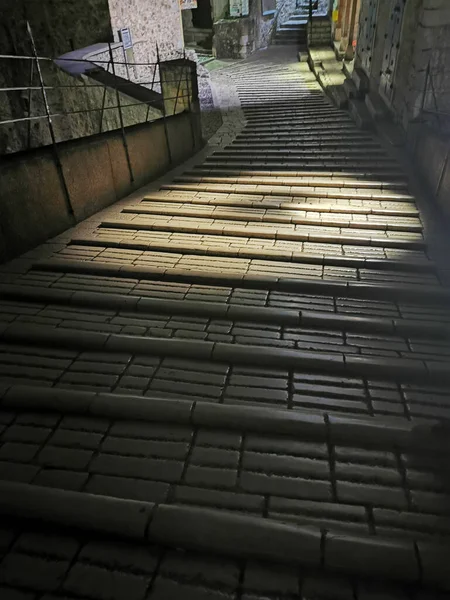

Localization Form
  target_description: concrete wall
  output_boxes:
[0,110,202,262]
[213,0,278,58]
[108,0,184,64]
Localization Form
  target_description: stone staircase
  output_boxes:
[274,13,308,48]
[0,46,449,597]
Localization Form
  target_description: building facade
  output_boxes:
[344,0,450,212]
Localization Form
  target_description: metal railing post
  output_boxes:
[26,21,74,218]
[428,66,441,129]
[157,44,173,165]
[108,42,134,184]
[185,61,197,150]
[26,59,34,149]
[98,58,111,133]
[420,61,430,115]
[173,50,187,117]
[145,56,158,122]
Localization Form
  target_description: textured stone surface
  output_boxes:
[1,42,450,598]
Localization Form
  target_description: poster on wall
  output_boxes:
[180,0,197,9]
[230,0,249,17]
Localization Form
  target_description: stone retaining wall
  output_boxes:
[0,110,202,262]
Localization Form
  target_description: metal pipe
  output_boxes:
[26,21,74,218]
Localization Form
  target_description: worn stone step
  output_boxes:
[34,259,450,305]
[229,142,382,151]
[99,218,425,250]
[244,114,355,125]
[0,513,421,600]
[143,194,419,217]
[1,319,449,385]
[73,234,432,273]
[244,107,340,116]
[163,182,414,203]
[173,176,411,198]
[203,161,405,174]
[123,205,422,233]
[187,169,409,189]
[0,384,411,444]
[2,480,448,589]
[212,150,387,160]
[207,155,394,167]
[3,284,448,339]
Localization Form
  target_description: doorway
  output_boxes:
[192,0,213,29]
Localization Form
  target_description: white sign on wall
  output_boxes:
[119,27,133,50]
[230,0,249,17]
[180,0,198,8]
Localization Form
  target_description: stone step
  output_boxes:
[1,314,449,386]
[4,283,448,341]
[203,160,404,174]
[123,205,422,233]
[99,217,425,250]
[143,193,418,216]
[4,291,449,366]
[214,148,386,158]
[229,142,381,151]
[34,259,450,305]
[187,169,408,186]
[171,178,414,202]
[67,235,433,277]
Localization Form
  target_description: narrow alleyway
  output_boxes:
[1,46,450,597]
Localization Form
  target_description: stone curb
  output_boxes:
[69,237,432,273]
[2,283,449,339]
[2,320,450,384]
[34,260,450,304]
[0,385,420,450]
[99,219,425,251]
[0,481,447,588]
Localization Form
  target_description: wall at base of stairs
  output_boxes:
[0,111,203,263]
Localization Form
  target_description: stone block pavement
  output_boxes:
[0,45,450,598]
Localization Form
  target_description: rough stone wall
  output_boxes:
[0,0,114,153]
[404,0,450,131]
[108,0,184,64]
[355,0,450,133]
[0,0,183,154]
[389,0,422,128]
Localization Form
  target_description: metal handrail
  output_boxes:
[0,24,198,157]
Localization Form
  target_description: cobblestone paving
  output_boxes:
[0,46,450,596]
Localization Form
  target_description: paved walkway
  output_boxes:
[1,46,450,598]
